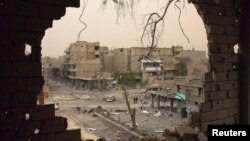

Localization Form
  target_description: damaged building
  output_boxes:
[0,0,249,141]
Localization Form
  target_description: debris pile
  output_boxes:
[141,126,207,141]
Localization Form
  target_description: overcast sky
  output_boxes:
[41,0,207,57]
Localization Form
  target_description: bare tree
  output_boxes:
[102,0,190,57]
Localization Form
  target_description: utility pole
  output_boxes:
[122,87,137,130]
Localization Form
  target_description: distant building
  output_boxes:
[61,41,113,90]
[41,56,64,80]
[140,58,162,83]
[173,76,205,110]
[62,41,109,80]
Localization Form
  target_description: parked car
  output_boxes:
[79,95,90,100]
[103,95,116,102]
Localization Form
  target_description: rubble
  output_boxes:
[197,132,208,141]
[87,128,97,132]
[154,110,161,117]
[176,126,198,138]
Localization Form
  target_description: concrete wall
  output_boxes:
[103,50,114,72]
[76,59,101,78]
[113,48,129,72]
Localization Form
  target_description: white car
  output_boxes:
[79,95,90,100]
[104,95,116,102]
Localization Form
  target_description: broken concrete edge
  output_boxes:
[94,112,143,139]
[175,125,208,141]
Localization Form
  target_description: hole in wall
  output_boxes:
[233,44,239,54]
[25,44,32,56]
[34,128,40,134]
[25,113,30,121]
[40,0,212,135]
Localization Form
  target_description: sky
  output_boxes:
[41,0,208,57]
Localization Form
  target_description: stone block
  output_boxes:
[55,129,81,141]
[176,126,198,138]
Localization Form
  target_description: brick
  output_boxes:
[211,63,233,72]
[0,93,11,108]
[207,91,227,101]
[206,25,223,34]
[200,111,218,122]
[0,63,13,76]
[32,134,56,141]
[41,117,67,134]
[223,116,235,124]
[219,0,235,8]
[204,83,217,92]
[197,132,208,141]
[0,104,55,124]
[25,18,53,32]
[176,126,198,138]
[40,5,66,20]
[27,77,44,92]
[216,91,228,100]
[218,109,229,118]
[228,71,238,80]
[16,121,41,138]
[204,15,218,25]
[224,8,240,17]
[224,26,240,35]
[205,72,213,82]
[212,100,223,110]
[0,77,26,93]
[209,54,228,63]
[0,123,17,141]
[213,72,227,81]
[0,31,10,46]
[222,98,239,108]
[200,4,219,15]
[224,81,238,90]
[29,104,55,120]
[56,129,81,141]
[0,108,24,124]
[215,44,234,53]
[234,0,241,8]
[228,107,239,116]
[208,35,239,44]
[11,92,37,108]
[7,1,39,17]
[13,63,42,77]
[227,54,239,62]
[201,120,223,132]
[0,15,10,30]
[65,0,80,7]
[228,89,238,98]
[218,16,239,26]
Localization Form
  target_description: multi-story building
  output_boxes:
[62,41,108,80]
[173,76,205,108]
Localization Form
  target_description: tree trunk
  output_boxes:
[123,88,137,130]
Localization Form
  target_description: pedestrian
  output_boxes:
[135,97,138,104]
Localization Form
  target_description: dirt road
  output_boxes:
[46,79,187,140]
